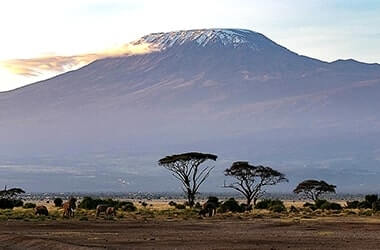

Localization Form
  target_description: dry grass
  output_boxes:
[1,199,380,223]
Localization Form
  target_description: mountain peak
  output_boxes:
[132,28,272,51]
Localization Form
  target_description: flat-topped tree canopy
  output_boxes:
[224,161,288,207]
[0,187,25,199]
[158,152,217,207]
[226,161,287,181]
[158,152,217,165]
[293,179,336,201]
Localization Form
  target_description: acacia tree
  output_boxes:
[293,179,336,201]
[0,186,25,199]
[158,152,217,207]
[224,162,288,207]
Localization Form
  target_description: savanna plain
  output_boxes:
[1,200,380,250]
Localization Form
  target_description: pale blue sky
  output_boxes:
[0,0,379,91]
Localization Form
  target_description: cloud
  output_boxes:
[1,42,158,77]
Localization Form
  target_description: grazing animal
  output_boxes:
[35,205,49,216]
[199,202,217,217]
[105,207,116,217]
[96,204,108,217]
[63,197,77,218]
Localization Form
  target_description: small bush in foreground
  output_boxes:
[218,198,243,213]
[23,203,36,209]
[320,201,342,210]
[168,201,177,207]
[365,194,378,204]
[255,199,285,212]
[303,202,317,211]
[0,199,14,209]
[372,201,380,212]
[346,200,360,209]
[270,204,286,213]
[54,198,63,207]
[13,199,23,207]
[120,201,137,212]
[175,204,186,210]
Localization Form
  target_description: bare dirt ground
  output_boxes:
[0,217,380,249]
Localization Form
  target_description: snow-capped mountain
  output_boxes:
[134,29,272,50]
[1,28,380,192]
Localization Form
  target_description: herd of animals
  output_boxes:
[33,197,218,218]
[34,197,116,218]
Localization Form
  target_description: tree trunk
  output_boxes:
[187,192,195,208]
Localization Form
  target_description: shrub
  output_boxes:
[54,198,63,207]
[23,203,36,209]
[219,198,243,213]
[79,197,98,210]
[365,194,378,204]
[346,200,360,209]
[141,202,148,208]
[270,204,286,213]
[240,203,252,211]
[13,199,23,207]
[315,199,327,209]
[303,202,317,211]
[372,201,380,212]
[168,201,177,207]
[175,204,186,209]
[255,199,272,209]
[120,201,137,212]
[320,202,342,210]
[358,201,372,209]
[255,199,285,211]
[79,197,133,210]
[0,199,14,209]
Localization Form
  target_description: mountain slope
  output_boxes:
[1,29,380,192]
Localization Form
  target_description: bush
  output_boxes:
[315,199,327,209]
[255,199,272,209]
[372,201,380,212]
[219,198,243,213]
[175,204,186,209]
[79,197,135,210]
[23,203,36,209]
[54,198,63,207]
[168,201,177,207]
[13,199,23,207]
[346,200,360,209]
[141,201,148,208]
[79,197,98,210]
[365,194,378,204]
[320,201,342,210]
[358,201,372,209]
[240,203,252,211]
[0,199,14,209]
[303,202,317,211]
[255,199,285,212]
[270,204,286,213]
[120,201,137,212]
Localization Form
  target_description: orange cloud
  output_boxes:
[1,42,158,77]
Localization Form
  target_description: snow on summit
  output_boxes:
[132,29,268,51]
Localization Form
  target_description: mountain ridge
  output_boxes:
[1,28,380,192]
